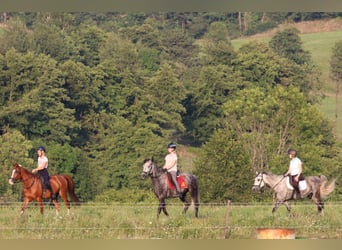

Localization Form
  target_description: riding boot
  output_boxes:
[296,188,302,199]
[45,182,57,201]
[39,175,47,198]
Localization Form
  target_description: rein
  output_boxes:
[261,173,285,189]
[147,162,166,179]
[23,175,37,189]
[271,176,285,189]
[14,169,37,189]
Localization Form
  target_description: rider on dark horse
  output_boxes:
[32,146,57,201]
[162,142,185,201]
[284,149,305,198]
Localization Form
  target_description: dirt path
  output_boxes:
[248,19,342,39]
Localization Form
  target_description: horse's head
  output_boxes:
[141,159,154,179]
[8,162,23,185]
[252,172,265,192]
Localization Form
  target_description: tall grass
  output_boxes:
[1,201,341,239]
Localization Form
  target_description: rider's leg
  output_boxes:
[44,179,57,200]
[169,171,182,196]
[291,175,301,198]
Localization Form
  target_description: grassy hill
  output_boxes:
[232,28,342,143]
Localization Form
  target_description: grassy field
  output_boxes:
[232,31,342,92]
[1,201,341,239]
[232,30,342,142]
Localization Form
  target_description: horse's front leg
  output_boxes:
[158,199,168,218]
[20,197,31,215]
[36,197,44,215]
[272,200,283,213]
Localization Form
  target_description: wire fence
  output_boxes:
[1,201,342,239]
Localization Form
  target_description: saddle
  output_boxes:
[166,174,188,190]
[285,176,307,191]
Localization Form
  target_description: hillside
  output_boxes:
[232,19,342,143]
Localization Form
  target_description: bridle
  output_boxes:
[254,172,265,189]
[255,172,285,189]
[142,160,165,179]
[10,167,37,189]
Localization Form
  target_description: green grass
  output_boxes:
[232,30,342,92]
[301,31,342,92]
[1,201,341,239]
[232,30,342,142]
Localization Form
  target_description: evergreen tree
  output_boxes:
[330,40,342,139]
[0,18,32,54]
[269,27,311,65]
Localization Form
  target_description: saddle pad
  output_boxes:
[166,174,188,189]
[286,177,307,190]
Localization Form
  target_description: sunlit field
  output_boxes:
[232,31,342,143]
[1,201,341,239]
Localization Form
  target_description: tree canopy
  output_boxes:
[0,12,341,203]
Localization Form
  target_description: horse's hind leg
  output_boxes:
[60,194,71,216]
[190,192,200,218]
[284,201,291,212]
[182,198,191,215]
[312,192,324,213]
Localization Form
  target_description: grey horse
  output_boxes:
[252,171,336,213]
[141,158,200,218]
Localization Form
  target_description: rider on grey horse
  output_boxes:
[162,142,184,200]
[283,149,305,198]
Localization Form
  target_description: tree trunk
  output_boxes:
[335,76,340,139]
[238,12,242,34]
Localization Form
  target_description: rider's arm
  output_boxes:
[33,158,48,172]
[163,158,176,170]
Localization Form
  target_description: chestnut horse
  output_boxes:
[8,163,80,216]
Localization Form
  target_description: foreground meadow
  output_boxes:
[0,201,341,239]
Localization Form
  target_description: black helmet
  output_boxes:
[287,149,297,156]
[37,146,46,152]
[167,142,176,149]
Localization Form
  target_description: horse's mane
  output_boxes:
[262,171,282,177]
[143,158,151,164]
[143,158,164,173]
[13,163,35,176]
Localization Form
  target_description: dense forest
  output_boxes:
[1,12,342,203]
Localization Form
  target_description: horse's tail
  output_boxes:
[319,175,336,199]
[62,175,81,206]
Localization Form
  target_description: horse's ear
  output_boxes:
[151,157,154,162]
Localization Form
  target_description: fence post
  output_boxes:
[224,200,231,239]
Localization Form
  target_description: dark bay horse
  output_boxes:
[252,171,336,213]
[141,159,200,218]
[8,163,80,216]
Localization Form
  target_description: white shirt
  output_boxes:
[164,153,177,172]
[289,157,301,175]
[38,156,48,169]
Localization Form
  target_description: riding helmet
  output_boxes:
[287,148,297,156]
[167,142,176,149]
[37,146,46,152]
